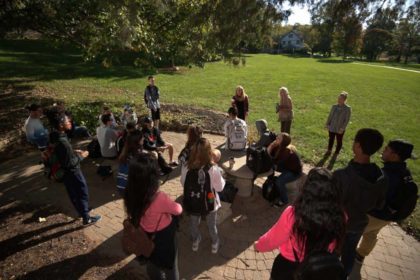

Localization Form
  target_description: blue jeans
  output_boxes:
[341,231,363,278]
[274,171,299,204]
[28,128,49,149]
[62,169,90,221]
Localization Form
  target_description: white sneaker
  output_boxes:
[192,236,201,252]
[211,239,220,254]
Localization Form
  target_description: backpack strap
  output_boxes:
[292,247,300,263]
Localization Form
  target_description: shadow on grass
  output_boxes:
[317,59,353,64]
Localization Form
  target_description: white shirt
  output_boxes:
[24,117,47,141]
[96,125,118,157]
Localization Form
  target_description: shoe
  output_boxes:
[168,161,179,167]
[83,215,101,226]
[272,200,285,208]
[192,236,201,252]
[355,252,365,264]
[211,239,220,254]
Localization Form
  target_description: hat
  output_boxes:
[388,140,416,161]
[143,116,152,123]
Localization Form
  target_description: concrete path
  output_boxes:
[352,62,420,74]
[0,131,419,279]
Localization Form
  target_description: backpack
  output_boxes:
[293,249,345,280]
[42,145,65,183]
[227,120,247,150]
[389,170,418,221]
[87,138,102,158]
[262,175,277,202]
[116,135,125,156]
[183,165,215,216]
[218,181,238,203]
[246,146,273,175]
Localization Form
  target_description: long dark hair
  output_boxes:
[185,125,203,149]
[119,130,142,163]
[124,153,160,227]
[292,167,346,256]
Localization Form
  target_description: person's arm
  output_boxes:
[244,96,249,114]
[341,106,351,132]
[144,87,149,105]
[255,206,293,252]
[209,165,225,192]
[159,192,183,216]
[326,105,334,127]
[223,120,230,137]
[56,139,81,170]
[156,128,165,146]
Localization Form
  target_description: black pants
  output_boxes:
[281,120,292,134]
[62,169,90,222]
[328,131,345,153]
[271,253,299,280]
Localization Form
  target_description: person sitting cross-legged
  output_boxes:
[141,117,175,175]
[223,107,248,151]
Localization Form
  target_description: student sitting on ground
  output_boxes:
[23,104,49,150]
[267,132,302,207]
[223,107,247,150]
[124,153,182,279]
[356,139,418,264]
[333,128,388,278]
[255,167,346,280]
[98,106,117,127]
[116,122,137,156]
[96,113,119,159]
[120,105,138,127]
[181,138,225,254]
[141,117,174,175]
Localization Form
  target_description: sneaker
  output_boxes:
[192,236,201,252]
[211,239,220,254]
[169,161,179,167]
[160,166,173,176]
[355,252,365,264]
[83,215,101,226]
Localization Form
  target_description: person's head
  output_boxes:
[278,132,292,149]
[353,128,384,157]
[102,106,111,114]
[142,116,154,130]
[119,130,143,163]
[211,149,221,164]
[382,139,415,163]
[101,113,113,126]
[26,104,43,118]
[293,167,346,255]
[279,87,289,99]
[187,137,213,169]
[148,75,155,86]
[227,107,238,119]
[186,125,203,148]
[235,86,245,97]
[126,122,136,133]
[338,91,348,105]
[124,153,160,226]
[48,111,72,132]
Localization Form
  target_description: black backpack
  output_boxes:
[262,175,277,202]
[246,146,273,174]
[87,138,102,158]
[293,249,345,280]
[389,169,418,221]
[218,181,238,203]
[183,165,215,216]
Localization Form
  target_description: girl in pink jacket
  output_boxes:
[255,167,346,280]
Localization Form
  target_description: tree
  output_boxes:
[300,25,320,56]
[333,13,363,58]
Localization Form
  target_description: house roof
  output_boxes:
[280,30,303,41]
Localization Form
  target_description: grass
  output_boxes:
[1,40,420,237]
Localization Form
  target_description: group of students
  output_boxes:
[21,77,417,280]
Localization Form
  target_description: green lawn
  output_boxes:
[1,40,420,236]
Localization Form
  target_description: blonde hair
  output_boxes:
[234,85,247,101]
[187,138,213,169]
[339,91,348,100]
[279,87,290,99]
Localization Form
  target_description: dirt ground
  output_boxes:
[0,202,140,280]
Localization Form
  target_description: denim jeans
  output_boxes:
[341,231,363,278]
[28,128,49,149]
[190,211,218,244]
[274,171,299,204]
[62,169,90,221]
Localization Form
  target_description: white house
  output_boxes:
[279,30,305,50]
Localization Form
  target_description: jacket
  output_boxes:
[333,160,388,232]
[144,85,160,111]
[326,104,351,134]
[51,131,82,172]
[142,127,165,151]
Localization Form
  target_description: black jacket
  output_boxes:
[51,131,82,172]
[369,162,410,221]
[142,127,165,151]
[333,160,388,233]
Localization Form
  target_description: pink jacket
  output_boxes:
[255,206,337,262]
[140,191,183,232]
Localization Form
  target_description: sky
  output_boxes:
[282,3,311,25]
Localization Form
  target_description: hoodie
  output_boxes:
[333,160,388,233]
[51,131,82,172]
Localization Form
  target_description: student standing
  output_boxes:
[276,87,293,134]
[333,128,388,277]
[255,168,346,280]
[325,92,351,155]
[144,75,161,128]
[124,153,182,280]
[356,140,418,263]
[48,112,101,225]
[231,85,249,121]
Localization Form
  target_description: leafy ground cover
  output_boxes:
[1,39,419,238]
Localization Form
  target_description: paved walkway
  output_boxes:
[352,62,420,74]
[1,131,419,279]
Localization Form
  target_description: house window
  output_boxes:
[288,34,293,38]
[296,40,300,44]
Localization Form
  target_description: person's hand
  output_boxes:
[338,128,344,134]
[157,147,165,152]
[75,150,89,158]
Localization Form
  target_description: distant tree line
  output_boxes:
[1,0,418,66]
